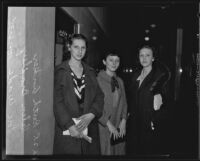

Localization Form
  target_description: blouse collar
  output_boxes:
[98,70,117,82]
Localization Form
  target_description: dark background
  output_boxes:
[104,3,198,158]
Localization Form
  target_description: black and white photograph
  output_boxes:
[1,0,199,160]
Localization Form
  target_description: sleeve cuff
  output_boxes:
[89,108,101,119]
[63,119,75,130]
[121,114,127,120]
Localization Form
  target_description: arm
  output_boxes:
[98,108,111,127]
[76,75,104,132]
[88,82,104,119]
[119,79,128,136]
[96,77,111,127]
[120,80,128,120]
[152,68,171,124]
[107,120,119,139]
[53,69,74,130]
[153,94,163,111]
[151,70,170,111]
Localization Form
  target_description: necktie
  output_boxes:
[111,76,119,92]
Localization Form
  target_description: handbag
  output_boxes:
[110,128,126,145]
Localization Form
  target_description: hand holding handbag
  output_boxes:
[110,128,126,145]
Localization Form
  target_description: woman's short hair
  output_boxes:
[103,49,120,60]
[68,33,88,48]
[138,43,157,59]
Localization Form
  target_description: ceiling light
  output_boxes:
[92,36,97,40]
[144,37,150,41]
[150,24,156,28]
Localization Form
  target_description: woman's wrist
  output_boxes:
[122,118,126,122]
[88,113,95,119]
[106,120,111,127]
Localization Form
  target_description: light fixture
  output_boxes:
[144,37,150,41]
[92,36,97,40]
[150,24,156,28]
[161,6,166,9]
[74,24,80,34]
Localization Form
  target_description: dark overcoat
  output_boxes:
[127,63,170,155]
[53,60,104,155]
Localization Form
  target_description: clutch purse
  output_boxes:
[110,128,126,145]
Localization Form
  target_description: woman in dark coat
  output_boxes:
[127,45,171,156]
[53,34,104,155]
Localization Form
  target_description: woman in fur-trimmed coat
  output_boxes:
[127,45,171,156]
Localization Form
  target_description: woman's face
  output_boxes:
[139,48,154,68]
[103,55,120,72]
[69,38,86,61]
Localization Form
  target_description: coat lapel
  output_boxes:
[61,61,95,114]
[64,61,80,113]
[138,69,154,92]
[82,63,93,113]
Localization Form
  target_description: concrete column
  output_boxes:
[6,7,26,155]
[6,7,55,155]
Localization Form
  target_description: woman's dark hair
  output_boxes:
[68,33,88,48]
[103,49,120,61]
[138,44,157,58]
[62,33,88,61]
[100,49,121,70]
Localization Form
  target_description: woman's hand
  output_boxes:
[107,120,119,140]
[76,113,95,132]
[68,125,81,138]
[118,118,126,137]
[154,94,163,111]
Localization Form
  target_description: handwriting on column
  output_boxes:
[7,16,17,134]
[32,53,41,95]
[32,99,41,128]
[7,17,16,59]
[20,46,32,133]
[20,52,42,155]
[32,53,42,155]
[7,14,44,155]
[32,131,40,155]
[7,114,17,131]
[6,14,45,155]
